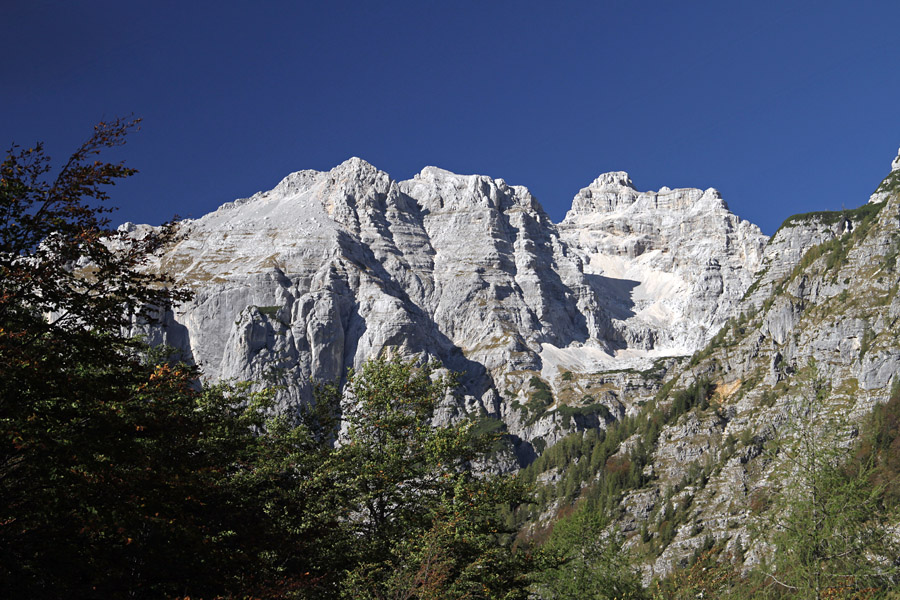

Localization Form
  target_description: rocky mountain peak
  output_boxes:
[271,169,323,197]
[590,171,637,190]
[567,171,638,215]
[330,155,379,174]
[323,156,391,193]
[868,146,900,204]
[565,171,729,218]
[137,158,769,466]
[402,166,540,215]
[558,171,766,356]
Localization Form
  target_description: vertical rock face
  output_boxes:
[607,157,900,578]
[399,167,613,369]
[139,158,767,461]
[868,147,900,204]
[743,215,849,308]
[558,172,767,354]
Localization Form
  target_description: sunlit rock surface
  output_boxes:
[558,171,766,355]
[138,158,767,461]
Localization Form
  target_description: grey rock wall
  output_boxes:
[136,158,767,463]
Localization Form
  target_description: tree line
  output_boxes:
[3,121,899,599]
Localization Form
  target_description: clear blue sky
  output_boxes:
[4,1,899,235]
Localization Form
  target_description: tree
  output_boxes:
[754,359,899,598]
[0,119,192,594]
[534,501,645,600]
[0,117,188,348]
[651,546,742,600]
[315,354,533,599]
[0,121,324,598]
[344,475,534,600]
[334,356,476,550]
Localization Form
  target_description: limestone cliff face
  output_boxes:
[869,147,900,204]
[558,172,767,355]
[131,149,900,576]
[609,159,900,579]
[136,158,767,462]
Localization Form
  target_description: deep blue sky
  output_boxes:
[4,1,899,235]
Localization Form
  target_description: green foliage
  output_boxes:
[471,416,505,438]
[257,304,281,317]
[523,375,554,425]
[655,377,677,402]
[0,125,533,599]
[331,356,472,551]
[651,546,742,599]
[856,384,900,514]
[528,375,553,405]
[667,377,713,416]
[558,401,612,427]
[774,200,884,236]
[313,355,533,599]
[519,376,714,529]
[654,370,900,598]
[1,332,347,597]
[751,359,900,598]
[534,502,645,599]
[344,475,534,600]
[0,121,251,597]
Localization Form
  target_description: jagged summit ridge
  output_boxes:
[566,171,730,217]
[138,158,768,463]
[558,173,766,354]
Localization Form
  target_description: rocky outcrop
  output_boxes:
[742,215,848,309]
[136,158,767,464]
[558,172,767,355]
[608,157,900,579]
[868,147,900,204]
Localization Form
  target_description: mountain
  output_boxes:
[131,158,766,464]
[590,148,900,577]
[559,171,765,355]
[131,147,900,578]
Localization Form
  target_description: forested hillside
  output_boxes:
[4,122,900,598]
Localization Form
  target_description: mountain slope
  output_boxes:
[560,150,900,578]
[134,159,766,464]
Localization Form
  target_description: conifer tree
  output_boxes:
[756,359,899,598]
[534,501,645,600]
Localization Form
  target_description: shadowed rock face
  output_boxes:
[559,172,767,356]
[132,158,767,449]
